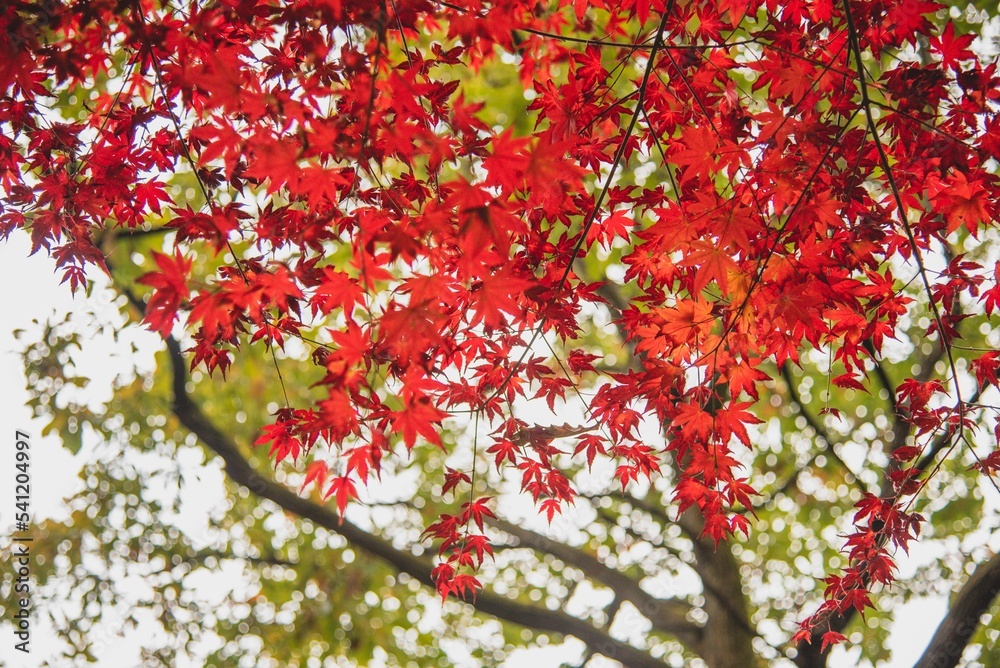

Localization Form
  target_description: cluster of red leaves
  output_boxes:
[4,0,1000,648]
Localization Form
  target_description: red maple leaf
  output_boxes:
[931,22,975,70]
[137,250,192,337]
[468,268,534,330]
[573,434,608,470]
[324,475,358,518]
[11,0,1000,645]
[300,460,329,493]
[390,397,449,450]
[932,172,992,235]
[672,124,719,184]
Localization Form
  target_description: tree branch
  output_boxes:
[778,361,863,495]
[862,339,899,418]
[913,552,1000,668]
[182,547,297,568]
[604,493,764,665]
[162,336,671,668]
[490,517,703,649]
[911,386,983,481]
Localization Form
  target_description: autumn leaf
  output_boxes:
[820,631,847,653]
[137,250,192,337]
[300,460,329,493]
[678,240,739,294]
[672,124,718,184]
[726,362,768,400]
[487,438,519,466]
[930,22,974,70]
[715,401,762,447]
[539,498,562,522]
[468,268,534,330]
[390,397,449,450]
[573,434,607,470]
[657,299,715,346]
[482,129,531,194]
[931,172,993,235]
[442,467,471,495]
[460,497,496,531]
[10,0,1000,639]
[324,475,358,519]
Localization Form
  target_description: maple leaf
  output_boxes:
[443,573,481,601]
[300,460,329,493]
[832,372,867,392]
[672,124,719,184]
[311,268,364,317]
[820,631,847,653]
[431,560,455,593]
[771,59,814,104]
[930,22,975,70]
[616,464,641,492]
[678,240,739,294]
[442,467,471,495]
[468,268,534,330]
[841,587,873,615]
[972,351,1000,388]
[451,189,519,271]
[487,438,519,466]
[132,180,172,215]
[729,513,751,537]
[792,628,814,646]
[324,475,357,519]
[390,396,449,450]
[255,415,305,464]
[672,403,714,441]
[137,250,192,337]
[344,444,380,483]
[573,434,607,470]
[890,445,922,462]
[539,498,562,523]
[885,0,942,44]
[715,401,762,448]
[533,376,571,410]
[245,137,301,193]
[587,209,633,249]
[726,362,768,400]
[932,172,992,235]
[981,262,1000,315]
[460,497,496,531]
[170,204,246,253]
[566,350,602,374]
[970,449,1000,475]
[482,129,530,194]
[674,477,708,516]
[725,479,758,512]
[657,299,715,346]
[464,534,494,565]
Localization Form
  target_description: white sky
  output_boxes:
[0,229,995,667]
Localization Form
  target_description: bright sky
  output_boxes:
[0,229,996,667]
[0,232,235,667]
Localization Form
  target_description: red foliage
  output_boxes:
[5,0,1000,648]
